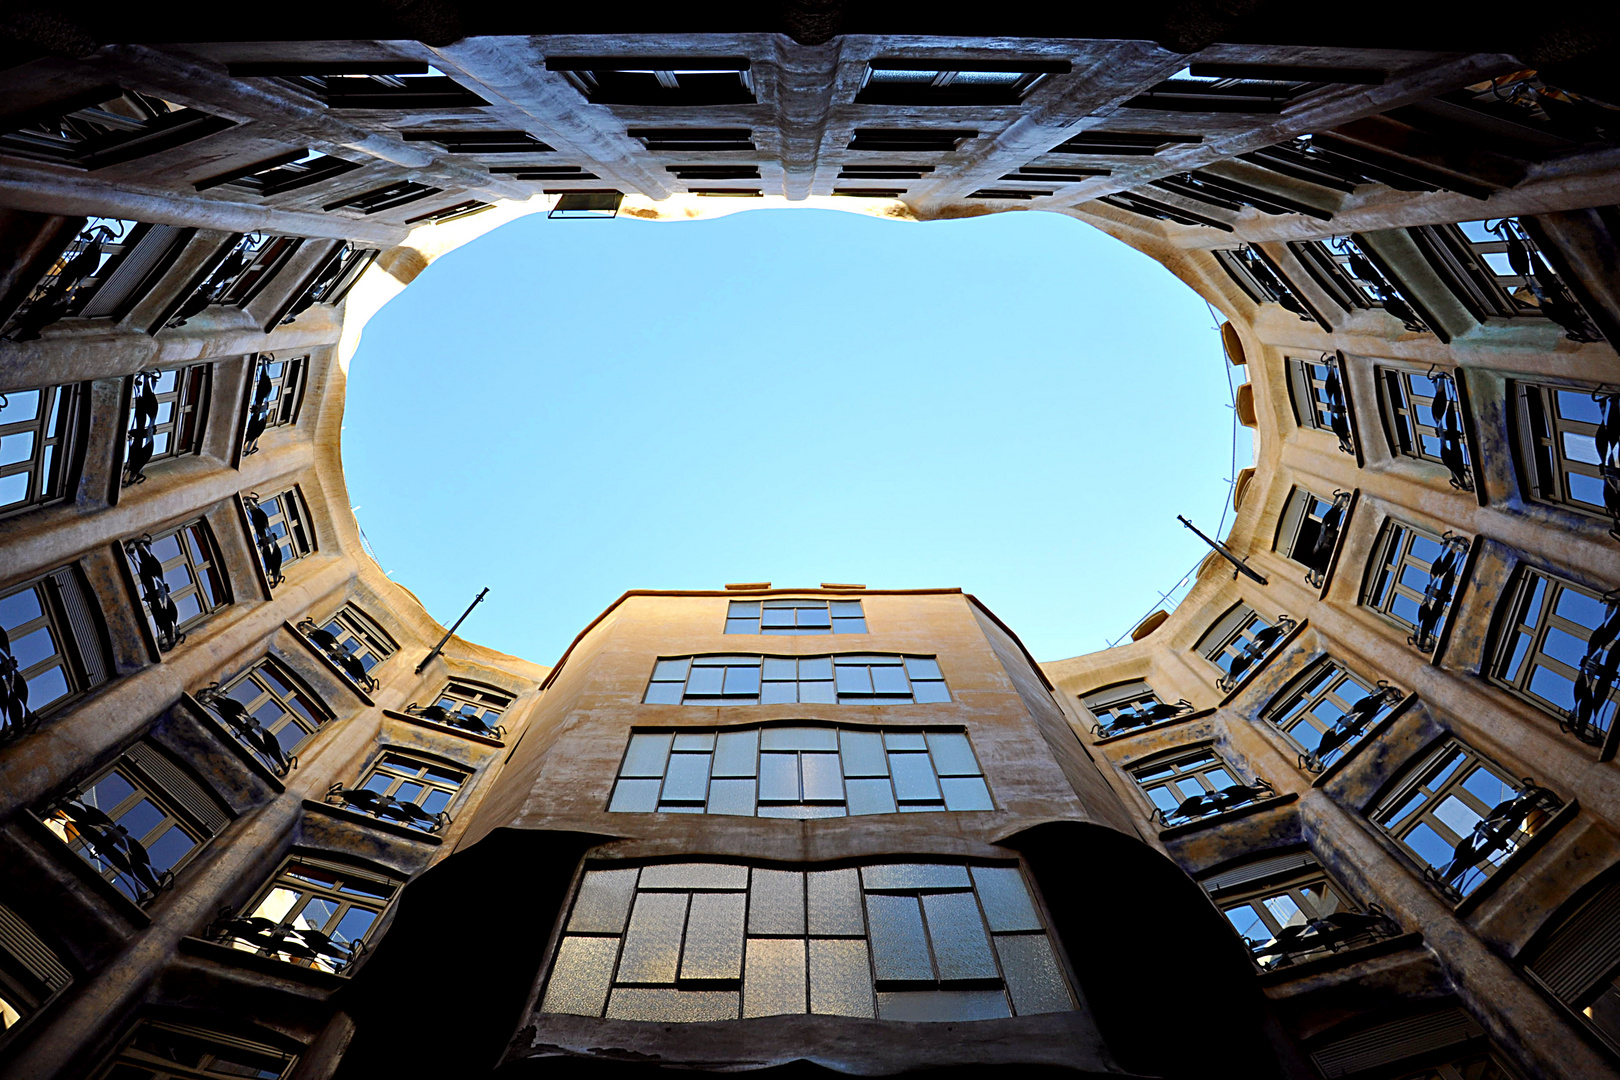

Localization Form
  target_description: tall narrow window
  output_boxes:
[856,61,1065,105]
[123,365,210,486]
[328,751,467,832]
[217,235,304,308]
[540,859,1072,1022]
[0,383,84,517]
[95,1021,297,1080]
[194,149,360,195]
[1212,247,1320,324]
[1371,740,1562,901]
[1274,487,1350,588]
[198,657,330,774]
[1082,681,1190,738]
[1195,604,1295,693]
[0,567,109,735]
[1525,873,1620,1056]
[725,599,867,634]
[40,741,227,905]
[608,724,991,816]
[1490,568,1619,746]
[644,655,948,705]
[125,519,229,651]
[0,89,233,168]
[244,488,314,588]
[277,244,378,326]
[407,679,515,739]
[1377,366,1473,491]
[1263,658,1402,772]
[1513,381,1618,536]
[242,354,308,455]
[1362,521,1470,653]
[1132,748,1274,826]
[1285,355,1355,454]
[0,901,71,1042]
[211,858,396,975]
[546,58,754,106]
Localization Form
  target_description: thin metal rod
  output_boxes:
[1178,516,1269,586]
[415,587,490,674]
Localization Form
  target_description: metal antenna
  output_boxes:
[416,587,490,674]
[1178,516,1269,586]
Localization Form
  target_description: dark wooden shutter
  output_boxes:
[1310,1007,1482,1078]
[1527,878,1620,1004]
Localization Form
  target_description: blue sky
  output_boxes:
[343,206,1249,666]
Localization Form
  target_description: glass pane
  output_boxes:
[846,778,898,816]
[884,732,927,750]
[706,778,757,816]
[672,732,716,751]
[639,863,749,889]
[542,936,619,1017]
[877,989,1010,1022]
[798,680,836,704]
[743,938,806,1018]
[871,666,910,694]
[801,753,844,802]
[759,681,799,704]
[617,892,690,983]
[911,680,952,703]
[609,778,661,813]
[921,892,997,981]
[807,868,865,935]
[569,868,640,933]
[685,667,724,695]
[941,776,993,811]
[862,864,973,890]
[836,666,873,694]
[995,935,1071,1015]
[971,867,1042,931]
[681,892,746,980]
[926,733,978,776]
[889,752,942,802]
[761,726,838,751]
[711,730,759,777]
[865,894,933,982]
[621,733,673,777]
[904,658,943,680]
[749,869,806,935]
[606,988,739,1022]
[660,754,712,803]
[840,730,888,777]
[643,683,683,705]
[809,938,874,1017]
[758,753,800,802]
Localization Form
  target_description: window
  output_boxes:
[125,520,229,650]
[1132,748,1274,826]
[322,181,442,216]
[1213,248,1321,324]
[1363,521,1470,653]
[0,383,84,517]
[1148,170,1327,220]
[1490,568,1619,746]
[1513,381,1618,532]
[412,679,515,736]
[1411,219,1602,340]
[0,567,109,732]
[609,724,991,817]
[548,192,624,219]
[94,1021,297,1080]
[725,598,866,635]
[316,605,397,675]
[1215,860,1395,969]
[123,365,209,485]
[1051,131,1201,155]
[211,657,330,767]
[856,61,1065,105]
[1196,605,1294,692]
[342,752,468,828]
[540,859,1071,1022]
[1525,873,1620,1056]
[839,165,934,180]
[1,218,191,341]
[242,354,307,455]
[215,858,395,974]
[1372,739,1562,900]
[628,127,754,152]
[969,189,1051,201]
[666,165,760,181]
[490,165,600,182]
[41,741,226,905]
[281,244,378,322]
[1099,190,1232,231]
[1000,166,1110,183]
[193,148,360,195]
[0,901,71,1042]
[402,130,553,153]
[547,58,754,105]
[244,488,313,587]
[1286,354,1355,454]
[644,654,949,705]
[847,129,976,152]
[1081,681,1189,738]
[1125,63,1383,113]
[404,200,494,226]
[1240,133,1439,194]
[229,62,488,109]
[0,88,233,168]
[1264,658,1402,773]
[1377,366,1474,490]
[215,235,304,309]
[1275,487,1350,587]
[1290,237,1403,314]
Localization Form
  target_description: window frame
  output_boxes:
[855,60,1066,106]
[643,653,950,706]
[1273,486,1351,588]
[347,750,469,828]
[547,57,755,106]
[93,1020,298,1080]
[244,487,315,587]
[1213,861,1396,970]
[215,856,397,975]
[0,565,109,731]
[0,382,86,519]
[1262,656,1402,773]
[1361,519,1470,653]
[0,900,72,1050]
[724,598,868,635]
[1511,380,1618,532]
[1130,745,1272,826]
[124,517,231,650]
[1375,364,1475,490]
[1285,354,1355,454]
[215,655,333,765]
[0,89,234,169]
[123,364,211,485]
[242,353,308,456]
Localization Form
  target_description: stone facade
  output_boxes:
[0,13,1617,1080]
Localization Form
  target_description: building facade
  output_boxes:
[0,10,1617,1079]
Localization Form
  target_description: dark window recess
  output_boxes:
[279,243,379,326]
[1214,247,1320,323]
[229,62,488,109]
[323,181,441,216]
[299,604,396,693]
[1274,486,1352,588]
[1126,63,1383,114]
[0,566,109,739]
[1362,521,1470,654]
[1000,166,1109,183]
[1286,354,1356,455]
[0,88,233,169]
[194,149,359,195]
[0,900,72,1045]
[666,165,760,180]
[2,218,190,342]
[405,200,494,226]
[242,353,307,455]
[1410,219,1602,340]
[628,128,754,152]
[832,189,907,198]
[1514,381,1620,537]
[838,165,934,180]
[402,130,553,153]
[1491,568,1620,747]
[0,383,85,520]
[1378,366,1474,491]
[1083,680,1191,739]
[970,189,1051,200]
[125,518,229,651]
[848,129,975,153]
[550,192,623,219]
[407,679,514,739]
[1099,191,1232,232]
[856,60,1066,106]
[1149,171,1332,220]
[491,165,600,181]
[1526,874,1620,1056]
[692,189,762,197]
[97,1022,296,1080]
[1051,131,1201,156]
[1240,134,1439,194]
[547,58,753,105]
[122,364,209,486]
[328,751,466,832]
[1443,70,1620,153]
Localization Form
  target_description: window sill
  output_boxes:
[1254,931,1424,986]
[283,621,376,707]
[1453,798,1579,918]
[1216,619,1310,708]
[16,813,153,930]
[177,935,347,992]
[383,708,505,747]
[1157,793,1299,841]
[1093,707,1216,745]
[1309,691,1420,788]
[180,693,288,794]
[301,799,443,845]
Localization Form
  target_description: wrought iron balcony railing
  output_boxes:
[1327,236,1429,333]
[1409,534,1471,655]
[1247,905,1401,969]
[242,355,276,455]
[125,535,184,652]
[1154,777,1277,828]
[243,492,284,587]
[1424,780,1563,902]
[1425,368,1474,492]
[42,795,173,904]
[1315,354,1356,456]
[1,623,41,746]
[404,701,506,740]
[1568,591,1620,746]
[1303,490,1352,589]
[1092,699,1194,739]
[325,783,449,833]
[1217,615,1297,694]
[296,619,379,693]
[1485,218,1603,343]
[122,371,159,487]
[1299,682,1404,773]
[206,905,363,974]
[1597,391,1620,543]
[196,682,298,776]
[0,220,122,342]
